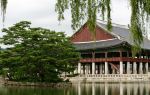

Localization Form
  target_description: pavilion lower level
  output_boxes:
[77,61,149,75]
[76,52,150,75]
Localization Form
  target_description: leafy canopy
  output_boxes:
[0,21,79,82]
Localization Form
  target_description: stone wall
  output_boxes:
[4,81,72,88]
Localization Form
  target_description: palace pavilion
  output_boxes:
[70,21,150,76]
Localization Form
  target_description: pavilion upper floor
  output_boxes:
[79,47,150,63]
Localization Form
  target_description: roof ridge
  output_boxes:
[97,20,150,41]
[73,38,119,44]
[96,22,122,40]
[97,19,129,29]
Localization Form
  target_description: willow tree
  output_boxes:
[0,0,7,23]
[1,0,150,54]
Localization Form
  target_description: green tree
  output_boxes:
[1,0,150,53]
[0,21,79,82]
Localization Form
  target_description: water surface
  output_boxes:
[0,82,149,95]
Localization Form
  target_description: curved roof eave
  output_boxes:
[73,39,125,51]
[97,21,150,50]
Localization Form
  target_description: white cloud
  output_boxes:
[111,0,131,25]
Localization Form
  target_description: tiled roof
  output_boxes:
[72,22,150,50]
[73,39,125,50]
[97,22,150,50]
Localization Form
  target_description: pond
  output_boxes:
[0,82,149,95]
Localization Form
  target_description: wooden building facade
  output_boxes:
[71,22,150,75]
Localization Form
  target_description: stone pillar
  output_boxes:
[112,69,115,74]
[133,62,137,74]
[88,64,91,74]
[85,64,87,74]
[78,62,81,74]
[99,64,101,74]
[95,65,98,74]
[100,64,103,74]
[127,62,130,74]
[105,52,108,74]
[120,61,123,74]
[83,65,85,74]
[145,62,148,74]
[139,62,143,74]
[92,62,95,75]
[74,66,78,74]
[105,62,108,74]
[85,65,87,74]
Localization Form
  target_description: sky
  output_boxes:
[0,0,131,37]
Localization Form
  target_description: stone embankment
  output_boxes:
[0,76,72,88]
[4,81,72,88]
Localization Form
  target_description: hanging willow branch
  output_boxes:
[130,0,150,55]
[0,0,7,23]
[56,0,150,55]
[130,0,143,56]
[55,0,111,38]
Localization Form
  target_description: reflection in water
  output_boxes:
[0,82,150,95]
[75,82,150,95]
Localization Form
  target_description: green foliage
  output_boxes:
[55,0,112,38]
[0,0,7,23]
[130,0,150,55]
[0,21,79,82]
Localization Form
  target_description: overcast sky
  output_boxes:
[0,0,131,37]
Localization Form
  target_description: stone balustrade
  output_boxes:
[79,74,149,78]
[69,74,150,82]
